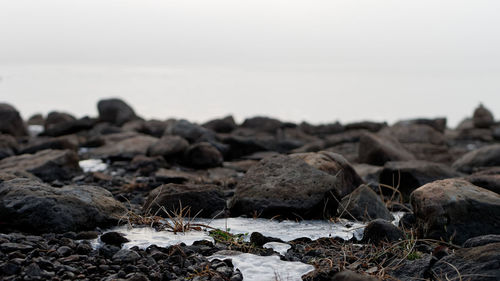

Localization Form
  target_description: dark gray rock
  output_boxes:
[183,142,223,168]
[143,183,226,218]
[229,154,339,219]
[358,133,415,166]
[379,160,462,200]
[332,270,379,281]
[148,135,189,159]
[452,144,500,173]
[345,121,387,132]
[241,116,284,134]
[203,115,237,133]
[97,98,137,126]
[395,117,447,133]
[362,219,404,245]
[299,121,344,137]
[0,103,27,137]
[0,149,80,182]
[466,167,500,195]
[101,232,130,246]
[20,136,78,154]
[42,117,96,137]
[337,185,393,221]
[380,123,446,145]
[90,134,158,160]
[0,178,127,233]
[112,249,141,263]
[473,104,494,128]
[44,111,76,131]
[0,134,18,160]
[463,235,500,248]
[290,151,363,198]
[411,179,500,244]
[166,119,215,143]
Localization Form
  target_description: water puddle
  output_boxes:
[209,252,314,281]
[79,159,108,172]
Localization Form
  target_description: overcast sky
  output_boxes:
[0,0,499,125]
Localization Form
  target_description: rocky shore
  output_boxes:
[1,99,499,280]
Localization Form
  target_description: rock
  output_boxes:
[90,134,158,160]
[0,243,34,253]
[332,270,379,281]
[452,144,500,173]
[137,119,168,137]
[432,242,500,281]
[183,142,223,168]
[463,235,500,248]
[42,117,96,137]
[203,116,237,133]
[473,104,494,128]
[395,118,447,133]
[97,98,137,126]
[143,183,226,218]
[222,134,277,159]
[353,164,383,189]
[337,185,393,221]
[112,249,141,263]
[299,121,344,137]
[290,151,363,197]
[166,119,215,143]
[345,121,387,132]
[0,103,27,137]
[241,116,284,134]
[229,154,339,219]
[0,178,127,233]
[154,168,197,184]
[358,133,415,165]
[20,136,78,154]
[381,124,446,145]
[465,167,500,195]
[379,160,462,200]
[27,113,44,126]
[147,135,189,159]
[44,111,76,130]
[0,134,18,160]
[362,219,404,245]
[249,232,283,247]
[0,149,80,182]
[101,232,130,246]
[410,179,500,244]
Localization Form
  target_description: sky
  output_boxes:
[0,0,499,126]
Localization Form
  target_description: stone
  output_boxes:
[0,149,80,182]
[353,164,383,189]
[90,134,158,160]
[44,111,76,131]
[290,151,363,198]
[203,115,237,133]
[42,117,96,137]
[183,142,223,168]
[97,98,137,126]
[473,104,494,128]
[0,103,27,137]
[0,134,18,160]
[154,168,197,184]
[465,167,500,195]
[166,119,215,143]
[332,270,379,281]
[452,144,500,173]
[143,183,226,218]
[229,154,339,219]
[337,185,393,221]
[20,136,78,154]
[380,123,446,145]
[358,133,415,166]
[463,235,500,248]
[345,121,387,132]
[395,118,447,133]
[0,178,127,233]
[299,121,344,137]
[410,179,500,244]
[241,116,284,134]
[362,219,404,245]
[147,135,189,159]
[112,249,141,263]
[379,160,462,200]
[27,114,44,126]
[101,232,130,246]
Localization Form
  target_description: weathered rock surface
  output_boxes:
[473,104,495,128]
[410,179,500,244]
[147,135,189,159]
[229,155,339,219]
[203,115,237,133]
[358,133,415,165]
[452,144,500,173]
[0,103,27,137]
[0,134,18,160]
[90,134,158,160]
[463,234,500,248]
[466,167,500,195]
[20,136,78,154]
[0,149,80,182]
[241,116,284,134]
[0,178,126,233]
[97,98,137,126]
[379,160,462,200]
[290,151,363,197]
[362,219,404,245]
[337,185,393,221]
[183,142,223,168]
[143,183,226,218]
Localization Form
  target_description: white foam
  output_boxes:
[209,252,314,281]
[79,159,108,172]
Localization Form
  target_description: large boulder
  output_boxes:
[228,154,339,219]
[0,149,80,182]
[143,183,226,218]
[452,144,500,174]
[358,133,415,165]
[97,98,137,126]
[89,134,158,160]
[473,104,495,128]
[183,142,223,168]
[0,103,27,137]
[337,184,393,221]
[379,160,462,200]
[410,179,500,244]
[0,178,127,233]
[290,151,363,197]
